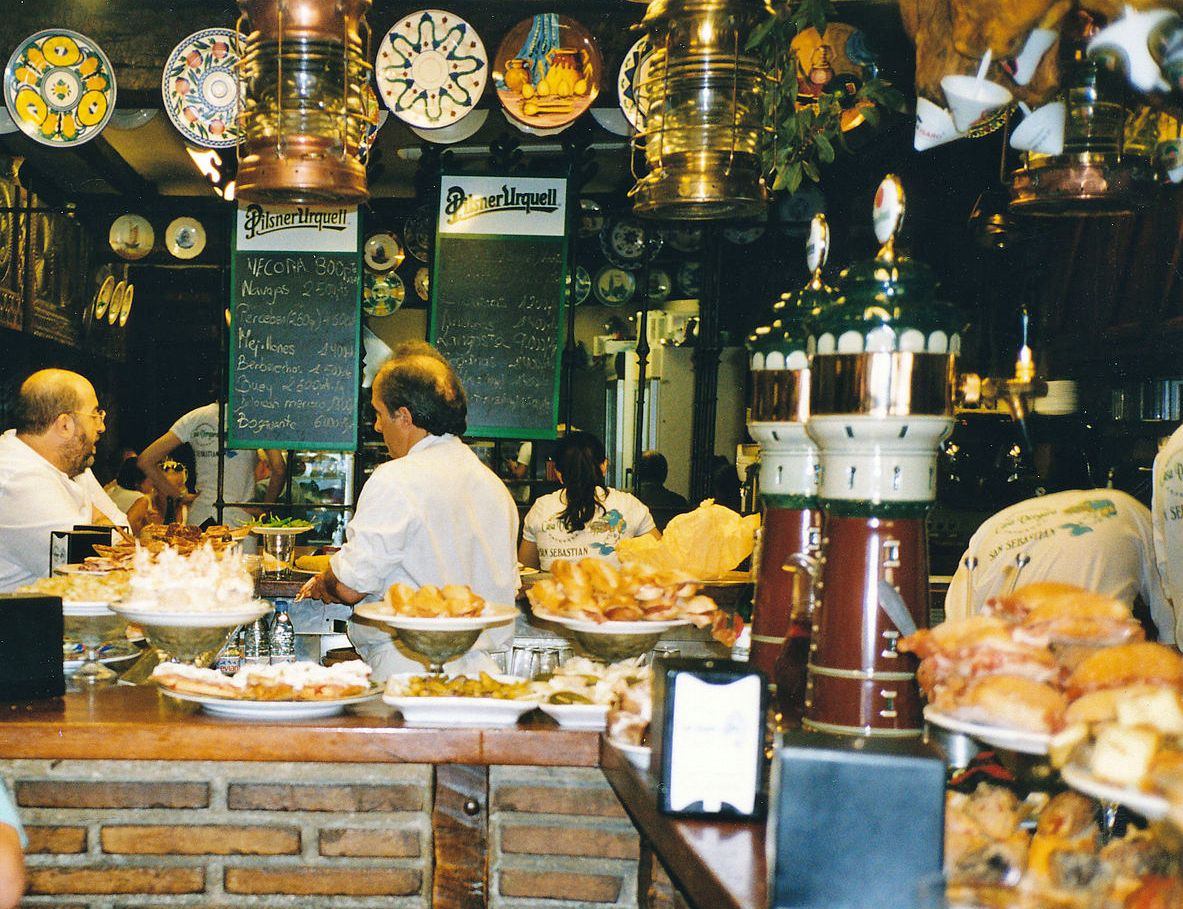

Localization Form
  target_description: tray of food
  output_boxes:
[354,583,518,631]
[383,672,539,726]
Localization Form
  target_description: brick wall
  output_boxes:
[1,759,645,909]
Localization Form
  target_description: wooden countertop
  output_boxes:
[600,740,765,909]
[0,686,600,766]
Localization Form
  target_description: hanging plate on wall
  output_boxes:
[93,275,114,321]
[118,282,134,327]
[677,261,704,298]
[4,29,116,147]
[647,269,672,304]
[363,232,404,272]
[570,265,591,305]
[600,217,661,271]
[593,266,635,307]
[166,217,206,259]
[108,214,154,261]
[364,270,405,317]
[617,35,654,132]
[413,266,430,301]
[493,14,601,130]
[161,28,243,148]
[404,205,434,261]
[107,280,126,325]
[376,9,488,131]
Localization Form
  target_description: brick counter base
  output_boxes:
[2,760,642,909]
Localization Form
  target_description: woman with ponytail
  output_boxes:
[518,431,658,570]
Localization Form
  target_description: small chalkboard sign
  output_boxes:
[430,173,568,439]
[228,204,361,451]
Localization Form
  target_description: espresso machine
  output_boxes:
[803,176,962,737]
[746,215,831,721]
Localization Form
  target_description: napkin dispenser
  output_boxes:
[0,594,65,700]
[49,527,116,573]
[767,732,944,909]
[651,657,768,820]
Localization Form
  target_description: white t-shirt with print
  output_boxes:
[170,403,258,526]
[522,487,656,570]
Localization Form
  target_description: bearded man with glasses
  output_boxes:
[0,369,127,592]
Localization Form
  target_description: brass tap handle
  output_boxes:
[805,213,829,289]
[873,174,905,264]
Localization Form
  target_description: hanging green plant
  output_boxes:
[747,0,906,194]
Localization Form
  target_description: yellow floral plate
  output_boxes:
[4,29,116,147]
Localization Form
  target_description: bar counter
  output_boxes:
[0,686,764,909]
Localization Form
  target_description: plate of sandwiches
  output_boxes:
[924,702,1053,756]
[153,660,380,719]
[1059,763,1169,821]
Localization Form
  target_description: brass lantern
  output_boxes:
[630,0,769,220]
[236,0,373,205]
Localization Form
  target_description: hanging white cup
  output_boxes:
[1011,28,1058,86]
[914,97,962,151]
[941,74,1014,133]
[1009,101,1065,155]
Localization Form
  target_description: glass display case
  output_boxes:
[287,451,355,544]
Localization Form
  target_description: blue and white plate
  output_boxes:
[376,9,487,131]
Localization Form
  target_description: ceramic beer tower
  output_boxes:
[803,176,961,737]
[746,215,831,721]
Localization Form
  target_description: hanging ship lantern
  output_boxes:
[630,0,769,219]
[746,214,832,722]
[803,176,962,738]
[236,0,373,205]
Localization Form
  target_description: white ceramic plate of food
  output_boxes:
[537,701,608,730]
[608,737,651,771]
[353,601,518,632]
[384,674,539,727]
[60,599,117,616]
[924,707,1051,756]
[162,685,383,720]
[1059,763,1169,820]
[531,610,689,636]
[111,601,272,628]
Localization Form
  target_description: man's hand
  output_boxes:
[297,565,365,606]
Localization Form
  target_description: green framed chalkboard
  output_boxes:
[228,206,361,451]
[429,174,568,439]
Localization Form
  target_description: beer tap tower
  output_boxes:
[746,215,832,721]
[803,176,962,737]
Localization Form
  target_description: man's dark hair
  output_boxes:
[16,370,83,434]
[116,456,146,491]
[376,350,467,436]
[637,450,669,485]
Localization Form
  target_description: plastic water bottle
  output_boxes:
[242,617,270,666]
[270,601,296,664]
[215,628,243,675]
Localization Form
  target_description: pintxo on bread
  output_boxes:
[153,661,372,701]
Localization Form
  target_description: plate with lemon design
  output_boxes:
[4,29,116,147]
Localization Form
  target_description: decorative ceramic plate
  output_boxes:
[107,280,126,325]
[356,85,384,164]
[4,29,116,147]
[0,181,13,283]
[92,275,114,321]
[354,602,518,633]
[531,609,689,636]
[723,223,766,245]
[376,9,488,130]
[163,685,383,720]
[647,269,672,304]
[578,198,604,237]
[363,232,404,272]
[118,282,134,327]
[665,225,704,253]
[410,107,487,144]
[1059,763,1169,820]
[108,214,154,260]
[161,28,243,148]
[571,265,591,305]
[363,270,405,317]
[676,260,704,298]
[923,707,1050,756]
[617,35,654,131]
[413,266,430,301]
[384,674,539,727]
[600,217,660,270]
[538,701,608,730]
[593,266,635,307]
[166,217,206,259]
[404,205,433,261]
[494,14,602,130]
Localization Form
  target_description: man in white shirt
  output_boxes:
[137,403,285,528]
[299,344,519,679]
[944,488,1176,646]
[0,369,126,592]
[1152,425,1183,648]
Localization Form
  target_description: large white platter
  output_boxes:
[924,706,1051,756]
[354,601,517,632]
[61,599,116,616]
[538,701,608,731]
[161,686,383,720]
[608,737,651,772]
[111,601,271,628]
[531,609,689,636]
[1059,763,1169,820]
[384,674,538,727]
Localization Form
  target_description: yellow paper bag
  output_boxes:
[618,500,760,579]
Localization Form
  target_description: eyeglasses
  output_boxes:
[71,409,106,424]
[160,461,187,474]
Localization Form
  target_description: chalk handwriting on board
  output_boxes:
[229,250,360,450]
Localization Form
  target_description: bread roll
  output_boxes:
[1065,643,1183,699]
[986,581,1090,621]
[932,674,1067,733]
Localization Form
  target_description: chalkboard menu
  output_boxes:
[430,174,568,439]
[228,204,361,451]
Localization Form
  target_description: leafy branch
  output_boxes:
[748,0,905,194]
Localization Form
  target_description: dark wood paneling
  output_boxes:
[432,764,489,909]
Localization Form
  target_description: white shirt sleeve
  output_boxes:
[330,469,411,598]
[76,470,128,526]
[943,553,971,623]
